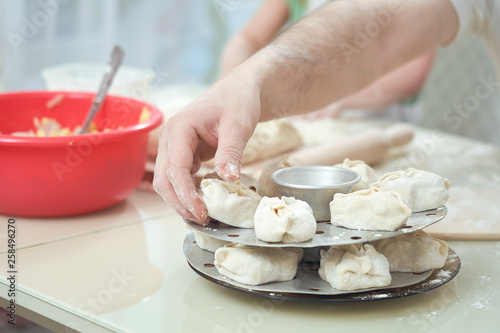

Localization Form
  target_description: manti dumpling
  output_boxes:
[200,179,261,228]
[371,168,450,212]
[242,120,302,164]
[194,231,229,252]
[254,196,316,243]
[370,230,448,273]
[214,244,303,285]
[202,171,267,196]
[330,188,412,231]
[259,154,294,197]
[319,244,391,291]
[334,158,376,191]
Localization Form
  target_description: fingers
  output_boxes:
[192,142,217,174]
[167,166,207,223]
[213,119,254,182]
[153,77,260,225]
[153,165,198,222]
[153,123,206,225]
[164,119,209,223]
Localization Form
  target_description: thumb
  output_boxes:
[213,124,252,183]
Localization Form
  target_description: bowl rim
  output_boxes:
[271,165,361,190]
[0,90,163,147]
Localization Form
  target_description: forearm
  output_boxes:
[338,51,436,111]
[244,0,457,120]
[219,34,260,77]
[219,0,289,77]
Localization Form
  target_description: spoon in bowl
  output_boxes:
[78,45,124,134]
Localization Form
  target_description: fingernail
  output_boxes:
[191,215,208,226]
[189,217,206,226]
[224,162,239,182]
[200,209,208,221]
[215,162,240,182]
[190,208,201,222]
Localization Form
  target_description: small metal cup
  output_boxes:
[271,166,360,221]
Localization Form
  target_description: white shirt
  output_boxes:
[450,0,500,76]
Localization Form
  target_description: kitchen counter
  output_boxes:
[1,120,500,332]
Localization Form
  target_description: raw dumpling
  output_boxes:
[200,179,262,228]
[194,231,229,252]
[202,171,267,196]
[242,120,302,164]
[330,188,412,231]
[259,154,294,197]
[334,158,376,191]
[254,196,316,243]
[318,244,391,290]
[370,230,448,273]
[371,168,450,212]
[214,244,303,285]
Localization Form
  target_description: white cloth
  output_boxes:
[450,0,500,76]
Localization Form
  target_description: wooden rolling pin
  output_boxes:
[288,123,414,166]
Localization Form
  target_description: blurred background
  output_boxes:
[0,0,499,144]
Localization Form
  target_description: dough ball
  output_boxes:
[370,230,448,273]
[371,168,450,212]
[259,154,294,197]
[334,158,377,191]
[202,171,267,196]
[214,244,303,285]
[319,244,391,290]
[200,179,261,228]
[330,188,411,231]
[243,120,302,165]
[254,196,317,243]
[194,231,229,252]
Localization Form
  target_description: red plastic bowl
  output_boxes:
[0,91,163,217]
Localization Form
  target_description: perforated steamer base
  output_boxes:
[184,207,447,248]
[183,232,460,302]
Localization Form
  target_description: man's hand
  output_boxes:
[153,71,261,224]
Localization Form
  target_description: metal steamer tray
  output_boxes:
[183,232,461,302]
[184,207,447,247]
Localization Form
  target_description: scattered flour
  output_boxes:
[471,301,489,310]
[437,270,451,278]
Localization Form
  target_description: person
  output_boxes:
[219,0,435,122]
[153,0,500,224]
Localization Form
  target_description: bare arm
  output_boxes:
[219,0,289,77]
[305,51,436,118]
[154,0,459,223]
[337,51,435,111]
[256,0,458,119]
